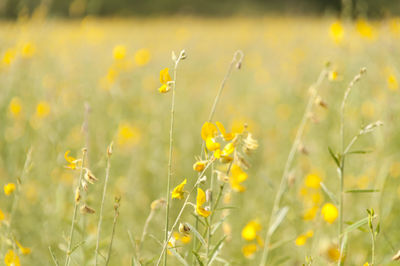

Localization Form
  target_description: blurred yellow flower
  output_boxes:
[388,73,398,91]
[241,220,261,241]
[16,241,31,255]
[134,48,151,66]
[242,243,258,258]
[230,164,248,192]
[193,160,206,172]
[158,67,172,93]
[216,121,234,141]
[113,45,126,60]
[363,263,369,266]
[171,178,186,200]
[64,150,81,170]
[8,97,22,119]
[329,70,339,81]
[2,48,17,66]
[4,183,16,196]
[330,21,344,44]
[35,101,51,118]
[21,42,36,58]
[4,249,20,266]
[326,246,341,262]
[116,123,141,147]
[305,173,321,189]
[356,19,376,40]
[0,209,4,221]
[295,230,313,246]
[321,203,338,224]
[303,206,318,221]
[196,188,211,217]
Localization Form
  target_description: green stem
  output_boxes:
[95,144,112,265]
[65,148,87,266]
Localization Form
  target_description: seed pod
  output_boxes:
[74,187,81,203]
[179,223,191,235]
[84,169,98,184]
[80,205,95,214]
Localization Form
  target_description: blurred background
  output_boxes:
[1,0,400,265]
[0,0,399,18]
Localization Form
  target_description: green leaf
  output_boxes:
[320,182,338,205]
[345,189,380,193]
[208,235,226,265]
[328,147,340,168]
[192,251,204,266]
[346,150,373,155]
[169,247,189,266]
[341,216,376,237]
[185,223,207,248]
[339,233,348,266]
[268,206,289,235]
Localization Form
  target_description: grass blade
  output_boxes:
[185,222,207,247]
[345,189,380,193]
[192,250,205,266]
[268,206,289,235]
[328,147,340,168]
[207,235,226,265]
[320,182,338,205]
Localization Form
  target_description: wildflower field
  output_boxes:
[1,15,400,265]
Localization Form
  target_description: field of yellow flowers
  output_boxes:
[1,15,400,265]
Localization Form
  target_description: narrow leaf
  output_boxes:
[208,236,226,265]
[169,247,189,266]
[320,182,338,205]
[268,206,289,235]
[192,251,204,266]
[328,147,340,168]
[345,189,380,193]
[346,150,373,155]
[341,216,376,236]
[339,233,348,266]
[185,223,207,247]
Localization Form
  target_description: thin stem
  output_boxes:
[105,197,120,266]
[65,148,87,266]
[140,209,155,245]
[207,50,244,122]
[163,52,184,266]
[260,69,328,266]
[156,160,214,265]
[49,246,60,266]
[94,143,113,265]
[338,68,366,264]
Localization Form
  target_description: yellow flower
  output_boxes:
[116,122,141,147]
[216,121,234,141]
[303,206,318,221]
[8,97,22,119]
[356,19,376,40]
[388,73,398,91]
[193,160,207,172]
[4,249,20,266]
[158,68,172,93]
[4,183,16,196]
[35,101,51,118]
[21,42,36,58]
[196,188,211,217]
[2,48,16,66]
[64,150,81,170]
[214,142,235,162]
[134,48,151,66]
[201,122,218,140]
[241,220,261,241]
[304,173,321,189]
[201,122,221,151]
[363,263,369,266]
[171,179,186,200]
[321,203,338,224]
[330,21,344,44]
[230,164,248,192]
[242,243,258,258]
[0,209,5,221]
[295,230,314,246]
[113,45,126,60]
[16,241,31,255]
[326,246,341,262]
